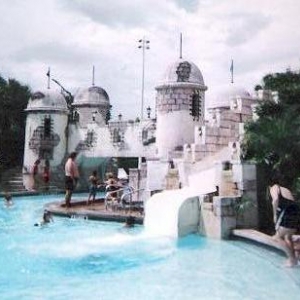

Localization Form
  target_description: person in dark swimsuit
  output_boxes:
[275,193,300,230]
[269,174,300,267]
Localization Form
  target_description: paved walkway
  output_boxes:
[45,198,144,224]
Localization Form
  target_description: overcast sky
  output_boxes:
[1,0,300,119]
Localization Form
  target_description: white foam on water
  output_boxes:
[25,231,144,258]
[24,228,176,259]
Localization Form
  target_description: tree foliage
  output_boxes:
[243,70,300,190]
[0,74,31,171]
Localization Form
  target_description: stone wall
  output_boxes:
[199,196,237,239]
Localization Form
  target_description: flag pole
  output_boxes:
[180,32,183,59]
[46,67,51,89]
[230,59,234,84]
[92,65,95,86]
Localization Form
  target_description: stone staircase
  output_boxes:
[0,166,64,195]
[0,167,27,194]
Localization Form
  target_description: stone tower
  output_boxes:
[155,59,207,158]
[72,86,110,127]
[23,89,69,188]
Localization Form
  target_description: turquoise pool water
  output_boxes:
[1,194,300,300]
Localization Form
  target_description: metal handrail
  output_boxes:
[120,187,144,203]
[104,185,144,210]
[105,187,127,199]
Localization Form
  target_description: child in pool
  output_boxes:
[34,209,53,226]
[3,192,13,206]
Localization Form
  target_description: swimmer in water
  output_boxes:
[34,209,53,226]
[3,192,13,206]
[124,216,135,228]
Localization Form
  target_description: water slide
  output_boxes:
[144,148,229,238]
[144,187,201,238]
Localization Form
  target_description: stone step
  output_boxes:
[6,180,23,184]
[0,166,63,194]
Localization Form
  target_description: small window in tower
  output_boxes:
[86,130,94,146]
[142,129,148,140]
[44,116,51,138]
[113,128,121,143]
[189,92,201,121]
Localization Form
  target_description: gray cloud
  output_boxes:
[173,0,199,12]
[225,12,271,46]
[59,0,171,28]
[11,42,92,65]
[0,0,299,119]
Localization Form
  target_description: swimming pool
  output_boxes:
[1,194,300,300]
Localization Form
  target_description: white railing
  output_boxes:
[105,185,144,212]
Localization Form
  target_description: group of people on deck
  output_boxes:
[63,151,134,226]
[63,152,128,211]
[29,152,127,209]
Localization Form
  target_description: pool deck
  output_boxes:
[232,229,300,258]
[45,198,144,225]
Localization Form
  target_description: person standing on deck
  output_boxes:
[43,159,50,190]
[32,159,41,190]
[64,152,79,208]
[269,174,300,267]
[87,170,100,205]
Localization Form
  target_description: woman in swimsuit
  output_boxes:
[269,174,300,267]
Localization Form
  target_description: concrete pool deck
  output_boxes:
[232,229,283,250]
[232,229,300,259]
[44,198,144,225]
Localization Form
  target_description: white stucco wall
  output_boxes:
[146,160,169,191]
[68,121,157,158]
[23,112,68,170]
[156,111,196,158]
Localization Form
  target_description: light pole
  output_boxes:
[138,37,150,119]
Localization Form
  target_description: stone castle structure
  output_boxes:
[22,54,274,237]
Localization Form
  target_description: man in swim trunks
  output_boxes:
[64,152,79,208]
